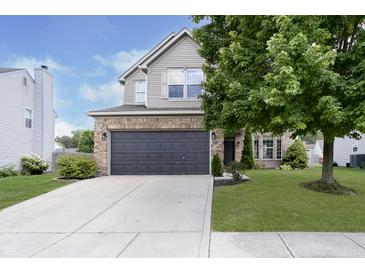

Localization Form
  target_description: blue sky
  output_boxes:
[0,16,201,136]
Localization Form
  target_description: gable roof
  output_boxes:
[0,67,36,84]
[118,28,197,83]
[0,68,24,74]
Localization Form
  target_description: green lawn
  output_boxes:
[0,174,72,210]
[213,167,365,232]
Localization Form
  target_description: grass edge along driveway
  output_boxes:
[212,167,365,232]
[0,174,72,210]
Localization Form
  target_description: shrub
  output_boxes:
[211,154,223,177]
[282,139,308,169]
[240,127,255,170]
[280,164,293,170]
[57,155,97,179]
[21,155,49,175]
[226,161,244,182]
[0,165,18,177]
[78,130,94,153]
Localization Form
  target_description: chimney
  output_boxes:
[41,65,48,70]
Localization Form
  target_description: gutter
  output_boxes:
[87,109,203,117]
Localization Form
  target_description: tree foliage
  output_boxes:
[78,130,94,153]
[240,127,255,169]
[193,16,365,184]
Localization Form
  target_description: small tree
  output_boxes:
[78,130,94,153]
[212,153,223,177]
[282,139,308,169]
[240,127,255,170]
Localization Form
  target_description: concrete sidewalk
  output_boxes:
[210,232,365,258]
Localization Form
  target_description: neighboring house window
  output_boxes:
[263,135,274,159]
[168,68,203,99]
[254,135,259,160]
[134,80,146,104]
[25,108,32,128]
[276,137,282,159]
[353,141,359,152]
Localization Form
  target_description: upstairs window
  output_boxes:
[134,80,146,104]
[353,141,359,152]
[263,135,274,159]
[168,68,203,99]
[25,108,32,128]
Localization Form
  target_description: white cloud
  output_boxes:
[55,119,77,137]
[7,56,72,74]
[80,82,123,105]
[94,49,148,73]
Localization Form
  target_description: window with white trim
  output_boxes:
[353,141,359,152]
[168,68,203,99]
[25,108,32,128]
[263,135,274,159]
[276,137,282,159]
[254,135,259,159]
[134,80,146,104]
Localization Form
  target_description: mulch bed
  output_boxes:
[300,180,356,195]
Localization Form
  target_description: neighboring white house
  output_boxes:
[330,135,365,166]
[306,141,323,167]
[0,66,56,169]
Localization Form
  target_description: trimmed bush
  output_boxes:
[212,153,223,177]
[280,164,293,170]
[57,155,97,179]
[240,127,255,170]
[21,155,49,175]
[0,165,18,177]
[282,139,308,169]
[226,161,244,182]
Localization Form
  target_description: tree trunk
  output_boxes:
[320,135,335,184]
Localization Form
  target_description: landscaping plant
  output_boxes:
[282,139,308,169]
[193,16,365,191]
[20,155,49,175]
[226,161,244,182]
[57,155,97,179]
[212,153,223,177]
[0,165,18,177]
[240,127,255,170]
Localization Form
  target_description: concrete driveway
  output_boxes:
[0,175,213,258]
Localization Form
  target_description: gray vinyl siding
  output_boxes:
[147,36,205,108]
[124,69,146,105]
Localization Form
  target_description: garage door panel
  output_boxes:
[111,131,209,175]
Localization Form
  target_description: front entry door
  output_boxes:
[224,137,235,165]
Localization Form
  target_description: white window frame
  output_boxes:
[353,141,359,153]
[134,79,146,105]
[167,68,203,100]
[263,135,274,160]
[25,107,32,129]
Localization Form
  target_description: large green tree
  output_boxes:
[193,16,365,185]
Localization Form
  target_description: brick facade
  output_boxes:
[93,114,294,175]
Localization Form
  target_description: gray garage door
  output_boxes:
[110,131,210,175]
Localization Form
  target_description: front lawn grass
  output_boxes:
[0,174,72,210]
[212,167,365,232]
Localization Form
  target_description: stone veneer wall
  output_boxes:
[93,115,206,175]
[93,114,294,175]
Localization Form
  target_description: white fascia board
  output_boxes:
[118,28,194,82]
[0,69,36,84]
[87,109,203,117]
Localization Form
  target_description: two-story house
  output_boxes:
[88,28,293,175]
[0,66,56,169]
